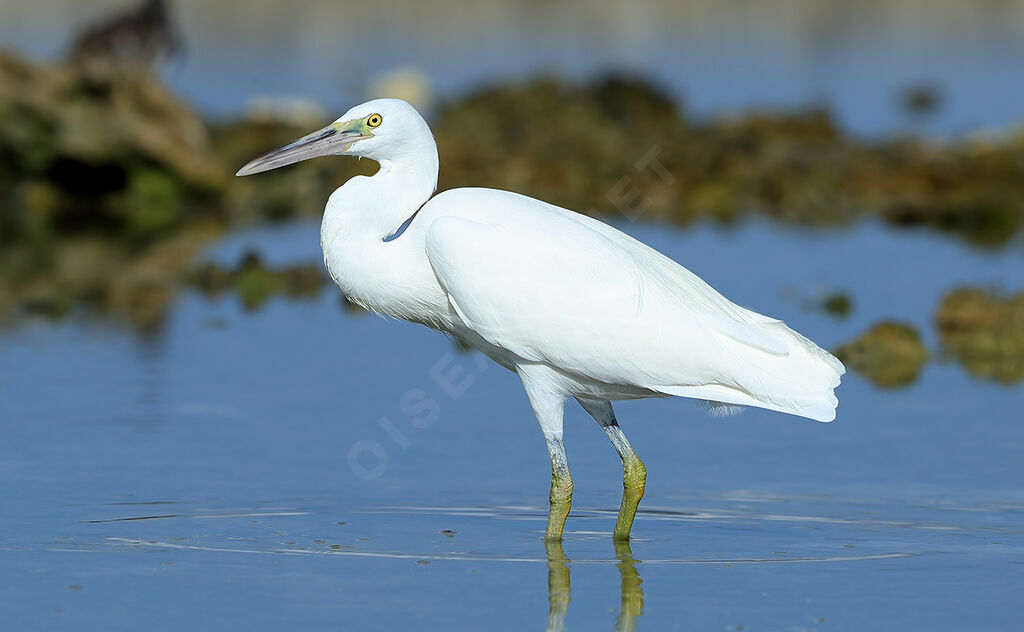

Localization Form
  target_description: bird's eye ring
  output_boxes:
[367,114,383,128]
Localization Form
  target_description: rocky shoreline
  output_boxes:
[1,50,1021,385]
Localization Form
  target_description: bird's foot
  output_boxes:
[612,457,646,540]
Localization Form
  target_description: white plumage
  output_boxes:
[237,98,845,540]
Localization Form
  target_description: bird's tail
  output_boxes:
[661,321,845,422]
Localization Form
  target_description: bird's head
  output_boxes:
[235,98,432,176]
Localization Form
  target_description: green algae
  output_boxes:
[936,288,1024,384]
[188,251,326,312]
[821,292,855,319]
[4,56,1024,251]
[436,78,1024,244]
[834,321,930,388]
[0,50,222,246]
[3,52,1024,359]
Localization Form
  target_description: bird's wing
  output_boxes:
[422,189,843,421]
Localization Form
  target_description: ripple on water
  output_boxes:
[31,495,1023,566]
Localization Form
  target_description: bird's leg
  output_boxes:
[519,365,572,541]
[545,434,574,540]
[577,399,647,541]
[609,425,646,541]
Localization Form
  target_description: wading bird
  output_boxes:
[237,99,845,541]
[69,0,180,70]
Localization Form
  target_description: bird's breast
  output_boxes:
[321,237,451,330]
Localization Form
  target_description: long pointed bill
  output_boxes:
[235,121,370,176]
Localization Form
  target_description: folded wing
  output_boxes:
[422,189,844,421]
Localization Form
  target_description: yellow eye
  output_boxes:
[367,114,383,128]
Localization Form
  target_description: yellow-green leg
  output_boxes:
[577,398,647,541]
[545,435,574,540]
[614,452,647,541]
[518,364,574,541]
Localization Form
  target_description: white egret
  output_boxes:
[236,98,845,541]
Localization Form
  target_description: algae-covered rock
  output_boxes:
[935,287,1024,384]
[0,49,224,244]
[433,76,688,222]
[0,48,229,328]
[435,78,862,227]
[434,76,1024,244]
[188,251,326,312]
[4,66,1024,332]
[795,289,854,319]
[834,321,929,388]
[821,291,854,319]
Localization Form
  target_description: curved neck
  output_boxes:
[319,138,440,317]
[373,154,438,237]
[326,142,439,243]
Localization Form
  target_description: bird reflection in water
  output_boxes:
[545,540,644,632]
[614,541,645,632]
[545,540,571,632]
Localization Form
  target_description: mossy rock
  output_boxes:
[834,321,929,388]
[432,75,1024,242]
[432,77,689,219]
[188,250,327,312]
[936,287,1024,384]
[0,50,224,244]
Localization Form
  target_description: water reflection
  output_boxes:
[613,541,645,632]
[544,540,644,632]
[544,540,570,632]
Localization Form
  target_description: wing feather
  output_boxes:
[421,189,843,421]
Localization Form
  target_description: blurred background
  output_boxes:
[1,1,1022,630]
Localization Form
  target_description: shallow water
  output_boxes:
[1,218,1022,629]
